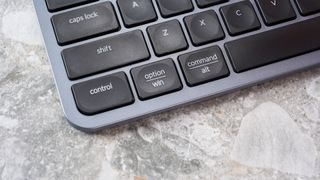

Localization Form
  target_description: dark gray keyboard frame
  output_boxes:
[33,0,320,132]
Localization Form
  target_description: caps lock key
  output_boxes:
[51,2,120,45]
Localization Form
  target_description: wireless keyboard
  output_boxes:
[33,0,320,132]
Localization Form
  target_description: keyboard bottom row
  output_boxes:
[72,51,229,115]
[71,16,320,115]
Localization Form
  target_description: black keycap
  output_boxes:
[220,1,261,36]
[147,20,188,56]
[131,59,182,100]
[295,0,320,16]
[51,2,119,45]
[45,0,97,12]
[196,0,228,8]
[156,0,194,18]
[184,10,225,46]
[118,0,157,27]
[62,30,150,80]
[179,46,229,86]
[225,16,320,73]
[256,0,296,25]
[72,72,134,115]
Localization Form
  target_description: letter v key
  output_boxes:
[270,0,277,6]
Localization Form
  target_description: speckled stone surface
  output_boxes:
[0,0,320,179]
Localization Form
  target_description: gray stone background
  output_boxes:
[0,0,320,179]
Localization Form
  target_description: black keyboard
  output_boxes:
[33,0,320,132]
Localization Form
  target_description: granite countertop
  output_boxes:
[0,0,320,180]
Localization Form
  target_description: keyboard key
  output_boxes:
[51,2,119,45]
[220,0,261,36]
[225,16,320,73]
[45,0,97,12]
[256,0,296,25]
[131,59,182,100]
[184,10,225,46]
[117,0,157,27]
[147,20,188,56]
[179,46,229,86]
[295,0,320,16]
[72,72,134,115]
[156,0,194,18]
[62,30,150,80]
[196,0,228,8]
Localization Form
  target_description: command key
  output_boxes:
[178,46,229,86]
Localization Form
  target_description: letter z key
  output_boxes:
[147,20,188,56]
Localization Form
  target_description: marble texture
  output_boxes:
[231,102,317,176]
[0,0,320,179]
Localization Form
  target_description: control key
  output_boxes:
[72,72,134,115]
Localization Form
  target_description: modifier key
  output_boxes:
[72,72,134,115]
[131,59,182,100]
[52,2,119,45]
[179,46,229,86]
[62,30,150,80]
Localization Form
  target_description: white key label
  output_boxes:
[132,1,140,8]
[199,19,206,26]
[162,29,169,37]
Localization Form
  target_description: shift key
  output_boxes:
[72,72,134,115]
[52,2,119,45]
[62,30,150,80]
